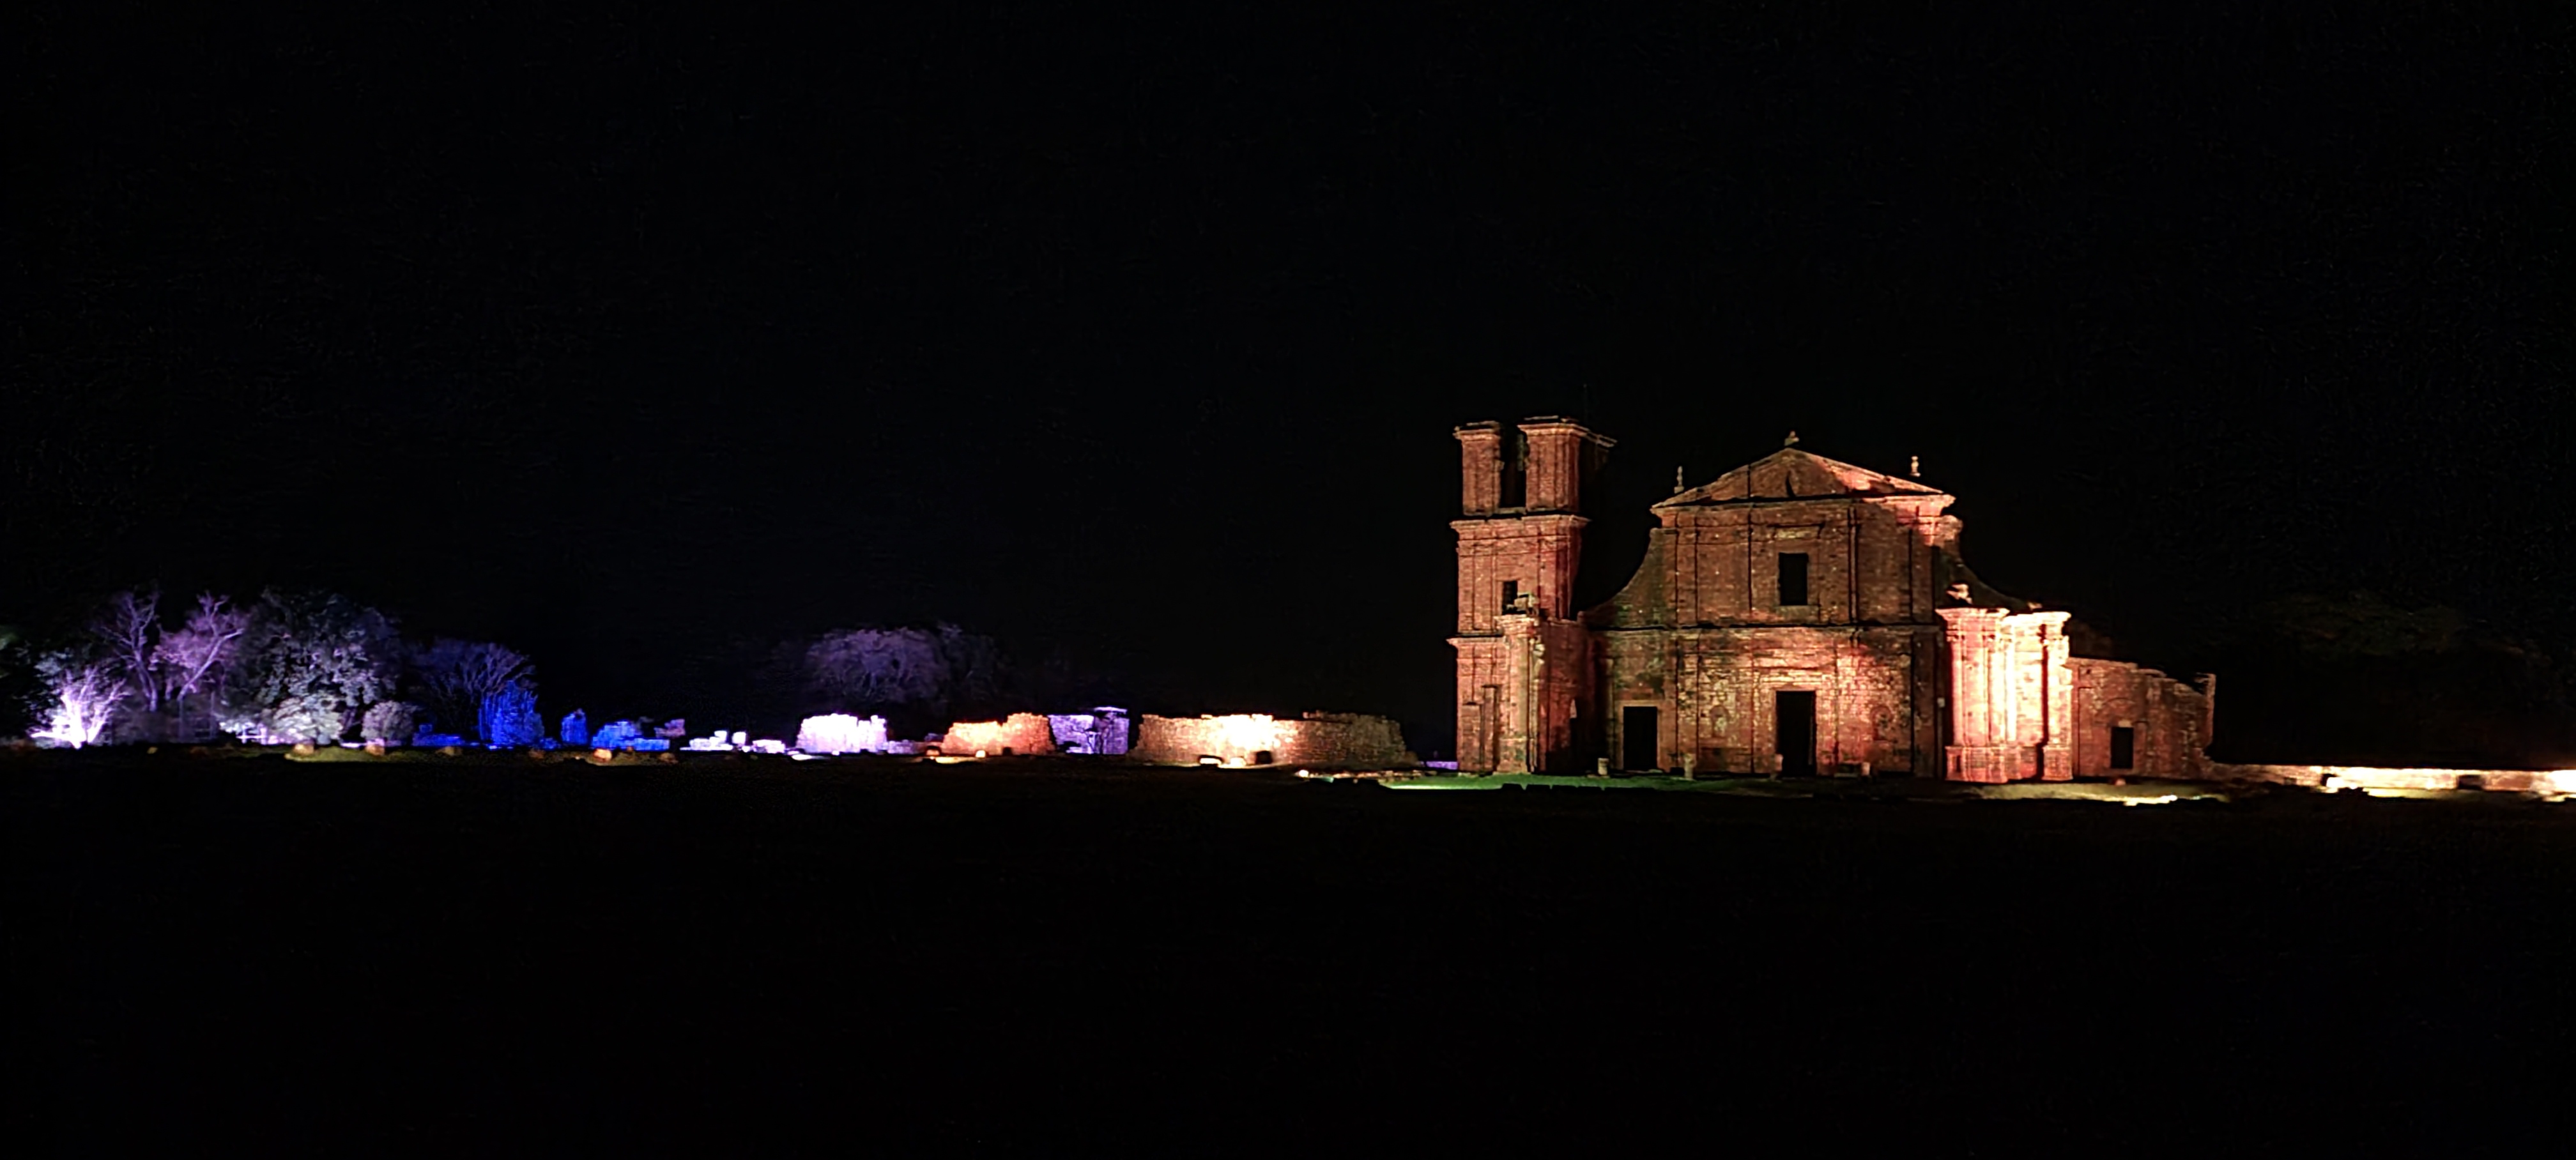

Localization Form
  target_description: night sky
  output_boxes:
[12,6,2563,751]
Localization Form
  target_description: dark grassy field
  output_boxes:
[12,752,2575,1153]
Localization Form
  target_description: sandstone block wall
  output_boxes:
[1631,500,1952,628]
[1600,625,1939,774]
[1940,607,2074,782]
[2214,764,2576,795]
[939,713,1057,756]
[2071,660,2212,781]
[1131,712,1412,768]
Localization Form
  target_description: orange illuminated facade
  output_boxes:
[1450,420,2214,781]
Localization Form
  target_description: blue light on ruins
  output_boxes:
[480,685,544,748]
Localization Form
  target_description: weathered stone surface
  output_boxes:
[2214,763,2575,795]
[940,714,1056,756]
[2072,659,2213,781]
[797,713,889,755]
[1130,712,1410,768]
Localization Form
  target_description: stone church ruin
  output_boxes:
[1450,418,2215,781]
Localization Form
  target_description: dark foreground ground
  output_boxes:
[12,752,2576,1154]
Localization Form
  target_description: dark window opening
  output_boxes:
[1775,691,1816,775]
[1499,427,1528,508]
[1621,705,1659,770]
[1501,579,1521,613]
[1777,552,1811,607]
[1250,749,1275,766]
[2108,726,2135,770]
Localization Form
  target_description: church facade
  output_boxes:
[1450,418,2214,782]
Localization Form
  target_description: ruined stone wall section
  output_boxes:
[1646,498,1951,630]
[2215,765,2576,795]
[1131,712,1412,768]
[1940,608,2073,782]
[1283,712,1414,768]
[1591,531,1671,629]
[1603,626,1936,774]
[1453,515,1586,633]
[2071,660,2212,781]
[1456,424,1503,516]
[1500,614,1591,773]
[1452,636,1508,771]
[939,714,1057,756]
[1518,420,1600,513]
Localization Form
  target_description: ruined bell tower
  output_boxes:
[1450,417,1613,772]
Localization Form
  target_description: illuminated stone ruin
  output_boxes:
[795,713,890,755]
[2207,764,2576,795]
[1449,418,2213,781]
[939,714,1057,756]
[559,710,589,747]
[591,719,645,749]
[1046,708,1132,755]
[1129,712,1412,768]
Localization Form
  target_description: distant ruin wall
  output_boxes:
[939,714,1057,756]
[1131,712,1412,768]
[2214,764,2576,795]
[797,714,890,754]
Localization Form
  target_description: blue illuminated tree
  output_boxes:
[480,682,542,748]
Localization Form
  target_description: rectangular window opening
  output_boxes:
[1777,552,1811,607]
[1501,579,1521,613]
[2109,726,2136,770]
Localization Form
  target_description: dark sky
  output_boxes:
[11,5,2564,749]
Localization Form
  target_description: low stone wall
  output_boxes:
[1130,712,1412,768]
[939,714,1057,756]
[2214,763,2576,795]
[796,714,889,754]
[2072,659,2212,781]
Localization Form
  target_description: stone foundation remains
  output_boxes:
[939,714,1057,756]
[1130,712,1412,768]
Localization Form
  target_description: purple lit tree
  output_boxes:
[802,623,1003,721]
[31,650,119,748]
[361,701,421,745]
[243,590,397,744]
[805,628,949,707]
[157,593,251,707]
[92,587,163,717]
